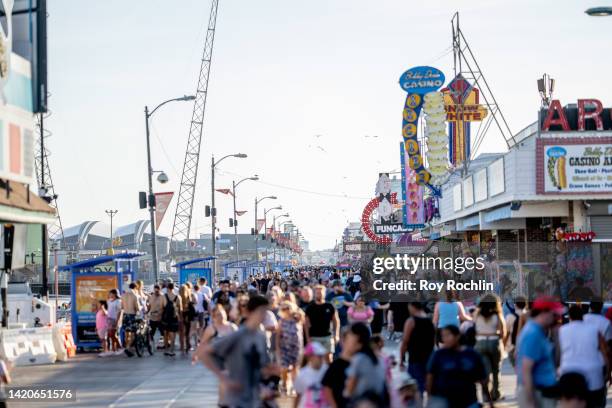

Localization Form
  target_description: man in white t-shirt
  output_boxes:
[198,277,213,300]
[559,305,609,407]
[583,298,612,342]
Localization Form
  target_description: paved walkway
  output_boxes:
[8,337,612,407]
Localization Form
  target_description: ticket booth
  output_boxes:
[174,257,215,286]
[62,253,142,349]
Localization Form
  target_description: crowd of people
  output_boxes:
[93,268,612,408]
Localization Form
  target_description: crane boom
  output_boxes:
[171,0,220,248]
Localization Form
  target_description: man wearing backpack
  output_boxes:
[161,282,183,357]
[505,295,527,369]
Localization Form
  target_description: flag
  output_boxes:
[235,210,247,216]
[216,189,233,196]
[154,192,174,230]
[257,219,265,233]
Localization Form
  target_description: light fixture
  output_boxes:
[234,153,248,158]
[157,172,169,184]
[585,7,612,16]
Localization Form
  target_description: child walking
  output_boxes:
[96,300,109,357]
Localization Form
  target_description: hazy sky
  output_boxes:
[46,0,612,250]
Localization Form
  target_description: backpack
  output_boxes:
[162,294,177,322]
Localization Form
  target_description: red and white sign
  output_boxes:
[541,99,612,132]
[256,219,265,233]
[154,192,174,229]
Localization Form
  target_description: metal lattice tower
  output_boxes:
[451,12,515,163]
[35,112,65,247]
[171,0,220,247]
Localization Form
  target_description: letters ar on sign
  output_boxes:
[541,99,612,132]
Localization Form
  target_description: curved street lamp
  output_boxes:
[254,196,277,265]
[211,153,248,278]
[144,95,195,284]
[232,175,259,260]
[585,6,612,16]
[272,213,289,264]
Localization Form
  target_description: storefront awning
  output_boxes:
[460,214,480,229]
[0,181,56,224]
[483,205,512,223]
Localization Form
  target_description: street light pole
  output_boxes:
[272,213,289,267]
[232,175,258,261]
[144,105,159,284]
[105,210,118,252]
[254,197,258,264]
[211,155,216,273]
[144,95,195,284]
[210,153,248,280]
[232,180,237,259]
[254,196,277,270]
[263,206,282,269]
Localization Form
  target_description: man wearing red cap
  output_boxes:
[516,296,563,408]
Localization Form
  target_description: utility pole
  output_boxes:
[232,180,238,260]
[211,155,217,277]
[105,210,118,251]
[144,105,159,284]
[254,197,258,265]
[39,112,48,300]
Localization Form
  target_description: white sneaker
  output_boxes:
[114,350,124,356]
[98,351,111,357]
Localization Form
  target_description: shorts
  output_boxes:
[107,317,118,333]
[162,318,179,333]
[149,320,164,336]
[196,312,205,328]
[310,335,335,354]
[123,314,138,332]
[517,386,557,408]
[97,328,108,340]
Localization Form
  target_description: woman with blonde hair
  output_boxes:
[276,300,303,396]
[179,284,196,353]
[474,292,506,402]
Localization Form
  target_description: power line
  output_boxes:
[216,169,371,200]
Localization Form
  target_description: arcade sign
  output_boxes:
[541,99,612,132]
[399,66,445,94]
[373,223,412,234]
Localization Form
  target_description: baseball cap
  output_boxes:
[532,296,564,314]
[303,342,327,357]
[352,274,362,283]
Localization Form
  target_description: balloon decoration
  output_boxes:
[423,91,449,184]
[361,193,399,245]
[557,231,596,242]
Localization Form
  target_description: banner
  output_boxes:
[400,142,425,228]
[257,219,265,233]
[154,192,174,229]
[235,210,247,216]
[216,188,233,196]
[537,138,612,194]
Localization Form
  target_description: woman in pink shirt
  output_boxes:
[347,297,374,329]
[96,300,109,357]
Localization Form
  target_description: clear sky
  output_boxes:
[46,0,612,250]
